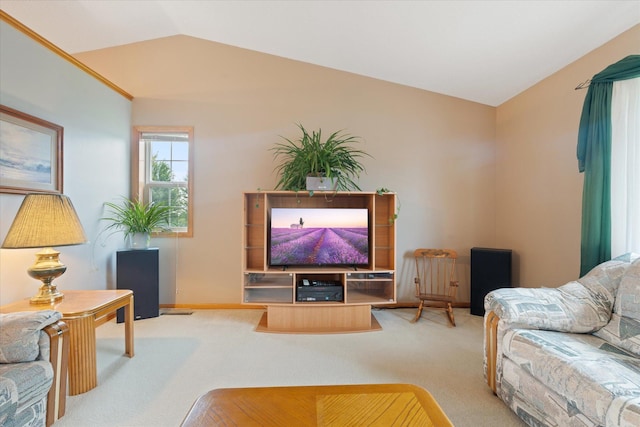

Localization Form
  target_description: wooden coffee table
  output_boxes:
[0,289,134,395]
[181,383,453,426]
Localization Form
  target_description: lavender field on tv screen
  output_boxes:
[269,208,369,266]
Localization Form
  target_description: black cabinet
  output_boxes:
[116,248,159,322]
[470,247,512,316]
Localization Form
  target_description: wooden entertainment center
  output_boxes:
[242,191,397,333]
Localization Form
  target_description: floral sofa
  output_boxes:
[484,253,640,427]
[0,310,68,427]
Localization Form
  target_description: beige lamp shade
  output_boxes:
[2,194,87,304]
[2,194,87,249]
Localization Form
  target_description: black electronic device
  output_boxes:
[470,247,512,316]
[116,248,159,322]
[296,281,343,302]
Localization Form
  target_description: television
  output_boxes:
[269,207,369,268]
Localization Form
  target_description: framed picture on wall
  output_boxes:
[0,105,63,194]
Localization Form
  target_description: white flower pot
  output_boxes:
[129,232,150,250]
[306,176,337,191]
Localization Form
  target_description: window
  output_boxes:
[132,126,194,237]
[577,56,640,274]
[611,77,640,257]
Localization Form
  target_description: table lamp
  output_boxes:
[2,194,87,304]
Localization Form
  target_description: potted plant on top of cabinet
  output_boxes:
[101,197,172,249]
[271,124,371,192]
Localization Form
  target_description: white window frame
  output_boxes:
[132,126,194,237]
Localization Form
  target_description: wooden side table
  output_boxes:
[181,383,453,426]
[0,289,134,395]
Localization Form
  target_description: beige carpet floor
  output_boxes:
[53,307,524,426]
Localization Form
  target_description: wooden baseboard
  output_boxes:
[159,302,470,310]
[159,303,248,310]
[374,302,470,309]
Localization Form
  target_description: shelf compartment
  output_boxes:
[244,288,293,304]
[373,247,395,270]
[346,272,394,281]
[346,271,395,304]
[294,272,344,286]
[346,289,395,304]
[244,273,293,287]
[245,225,264,247]
[244,248,265,270]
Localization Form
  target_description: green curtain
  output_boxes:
[577,55,640,276]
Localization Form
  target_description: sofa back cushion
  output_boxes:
[578,257,635,315]
[0,310,61,363]
[594,258,640,356]
[614,257,640,320]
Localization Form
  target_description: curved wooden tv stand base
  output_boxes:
[257,304,381,334]
[242,191,397,333]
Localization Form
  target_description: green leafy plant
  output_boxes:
[271,124,371,191]
[376,187,401,223]
[101,197,172,239]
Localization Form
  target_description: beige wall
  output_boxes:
[495,24,640,287]
[76,35,497,305]
[0,19,131,304]
[71,25,640,305]
[3,22,636,308]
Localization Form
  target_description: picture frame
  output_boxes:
[0,105,63,194]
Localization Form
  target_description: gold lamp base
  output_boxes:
[27,247,66,305]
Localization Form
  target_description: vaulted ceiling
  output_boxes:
[1,1,638,106]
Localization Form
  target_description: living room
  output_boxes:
[0,2,639,426]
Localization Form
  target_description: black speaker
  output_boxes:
[470,247,512,316]
[116,248,159,322]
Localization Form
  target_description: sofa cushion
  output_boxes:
[0,376,18,425]
[608,395,640,427]
[502,328,640,426]
[614,257,640,320]
[578,257,634,316]
[0,311,61,363]
[595,258,640,356]
[0,361,52,412]
[487,282,615,333]
[485,258,633,334]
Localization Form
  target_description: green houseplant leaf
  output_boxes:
[101,197,172,239]
[271,124,371,191]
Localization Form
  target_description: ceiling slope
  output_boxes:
[1,0,638,106]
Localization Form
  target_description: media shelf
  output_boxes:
[346,272,395,304]
[242,191,396,333]
[244,272,293,304]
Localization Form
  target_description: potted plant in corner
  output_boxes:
[101,197,172,249]
[271,124,371,191]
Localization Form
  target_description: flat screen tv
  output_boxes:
[269,207,369,267]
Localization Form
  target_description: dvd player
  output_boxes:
[296,283,343,302]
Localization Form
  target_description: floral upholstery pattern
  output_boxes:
[0,311,61,363]
[485,258,631,333]
[484,254,640,427]
[595,259,640,357]
[502,329,640,426]
[0,310,61,427]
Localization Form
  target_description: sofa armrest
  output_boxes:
[0,310,62,363]
[484,311,500,394]
[484,283,611,333]
[483,284,608,395]
[43,320,68,427]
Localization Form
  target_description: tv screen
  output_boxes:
[269,208,369,267]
